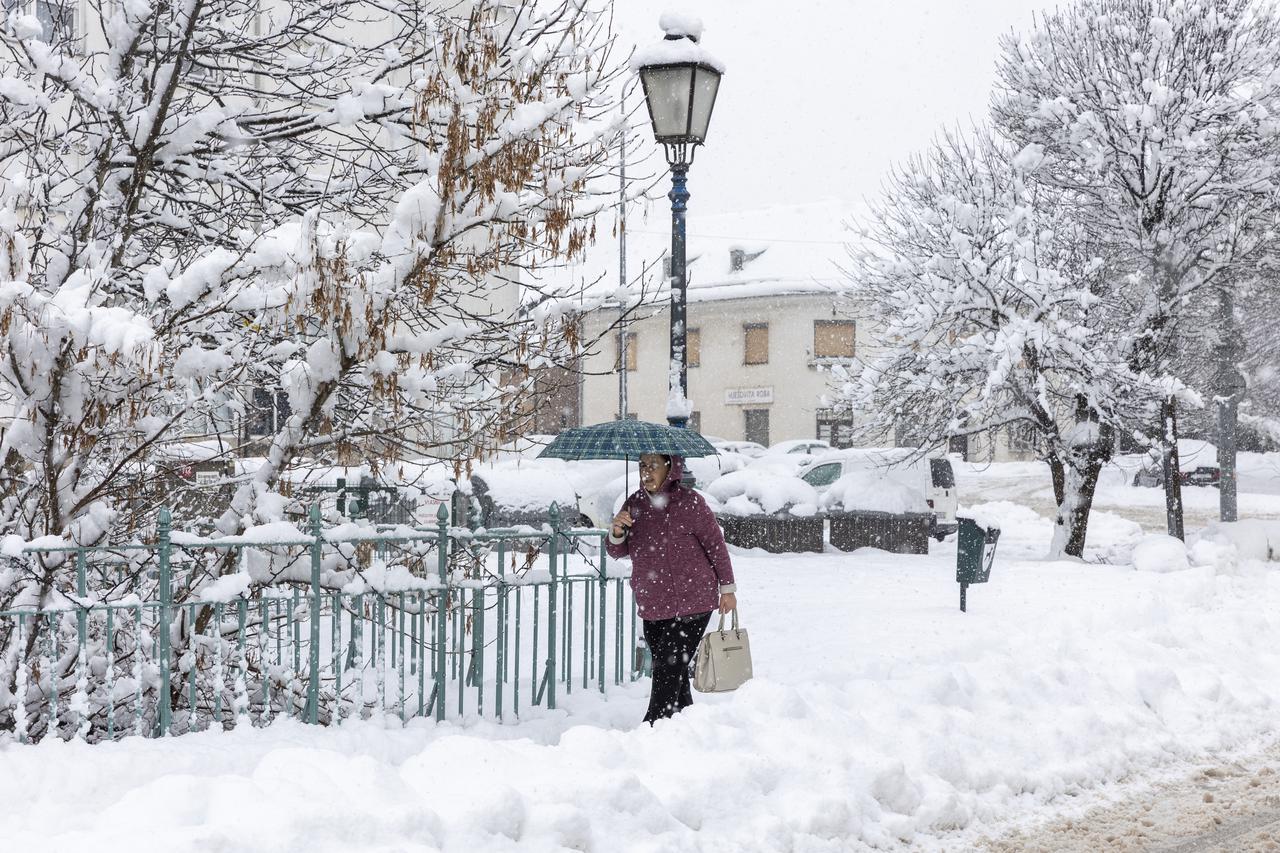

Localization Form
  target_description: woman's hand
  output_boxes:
[719,592,737,614]
[610,509,633,539]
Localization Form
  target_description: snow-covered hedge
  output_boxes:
[819,472,929,514]
[705,469,818,518]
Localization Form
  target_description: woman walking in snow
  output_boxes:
[606,453,737,724]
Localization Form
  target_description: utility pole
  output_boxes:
[1216,287,1243,522]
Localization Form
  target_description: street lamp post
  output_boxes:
[637,16,723,428]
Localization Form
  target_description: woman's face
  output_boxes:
[639,454,671,494]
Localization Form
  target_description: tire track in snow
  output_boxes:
[979,743,1280,852]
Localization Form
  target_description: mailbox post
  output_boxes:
[956,517,1000,612]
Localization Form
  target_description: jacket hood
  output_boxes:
[662,454,685,491]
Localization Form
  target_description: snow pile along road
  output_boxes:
[2,502,1279,852]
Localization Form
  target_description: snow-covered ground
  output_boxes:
[3,466,1280,852]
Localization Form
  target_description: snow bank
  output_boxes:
[819,472,929,514]
[705,469,817,516]
[1131,534,1191,573]
[1195,518,1280,562]
[5,538,1280,852]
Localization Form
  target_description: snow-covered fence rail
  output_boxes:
[0,506,636,743]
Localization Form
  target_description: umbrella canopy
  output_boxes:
[536,420,717,461]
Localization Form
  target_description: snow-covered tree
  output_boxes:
[838,130,1157,557]
[0,0,626,544]
[0,0,629,733]
[991,0,1280,536]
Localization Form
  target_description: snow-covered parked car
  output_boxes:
[708,439,768,459]
[799,448,958,540]
[1130,440,1220,489]
[744,439,833,475]
[704,468,820,518]
[467,465,579,529]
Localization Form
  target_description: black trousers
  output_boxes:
[642,610,713,724]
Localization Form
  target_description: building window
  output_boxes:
[815,408,855,449]
[687,328,700,368]
[688,411,701,432]
[744,323,769,365]
[1009,423,1038,454]
[248,387,291,437]
[814,320,855,359]
[3,1,76,43]
[744,409,770,446]
[616,332,637,372]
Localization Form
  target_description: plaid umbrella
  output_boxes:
[536,420,717,462]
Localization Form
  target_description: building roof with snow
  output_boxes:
[549,198,858,310]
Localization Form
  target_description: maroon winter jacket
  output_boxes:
[605,455,735,621]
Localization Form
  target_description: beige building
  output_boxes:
[577,202,868,446]
[572,200,1038,461]
[586,292,868,446]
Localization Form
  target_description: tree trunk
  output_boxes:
[1049,422,1113,559]
[1160,396,1185,539]
[1049,455,1066,508]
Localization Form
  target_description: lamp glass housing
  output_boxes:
[639,62,721,145]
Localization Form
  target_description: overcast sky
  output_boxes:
[611,0,1054,219]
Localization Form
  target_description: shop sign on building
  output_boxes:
[725,387,773,405]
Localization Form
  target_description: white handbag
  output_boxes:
[693,609,753,693]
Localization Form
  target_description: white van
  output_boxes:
[799,448,958,539]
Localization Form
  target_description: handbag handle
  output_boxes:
[715,607,740,635]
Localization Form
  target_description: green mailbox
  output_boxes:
[956,516,1000,612]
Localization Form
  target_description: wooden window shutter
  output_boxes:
[814,320,855,358]
[744,324,769,365]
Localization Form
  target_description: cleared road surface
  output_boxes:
[980,742,1280,852]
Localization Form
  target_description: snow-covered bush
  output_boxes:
[705,470,819,518]
[0,0,628,738]
[818,473,929,515]
[2,0,629,542]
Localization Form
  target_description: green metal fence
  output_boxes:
[0,504,639,742]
